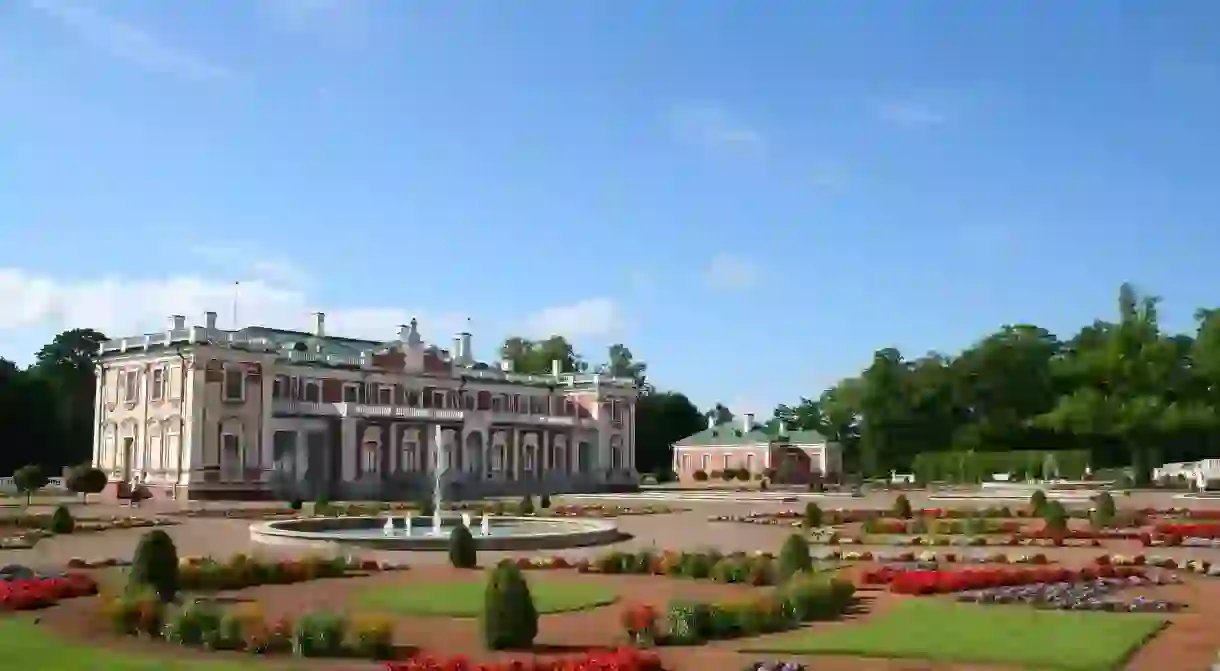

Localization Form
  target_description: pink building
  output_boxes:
[672,414,842,484]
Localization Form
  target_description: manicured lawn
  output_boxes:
[0,617,250,670]
[356,577,618,617]
[741,599,1166,671]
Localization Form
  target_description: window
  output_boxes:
[746,454,755,473]
[513,395,522,413]
[377,385,392,405]
[523,445,534,471]
[700,454,709,471]
[491,396,502,412]
[682,455,690,472]
[123,370,139,403]
[166,426,180,471]
[150,368,165,401]
[432,391,445,408]
[343,384,359,403]
[302,380,320,402]
[406,390,419,407]
[401,440,417,471]
[362,443,379,474]
[223,367,245,402]
[272,375,288,399]
[722,454,730,470]
[463,394,475,410]
[149,430,162,470]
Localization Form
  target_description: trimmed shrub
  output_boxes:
[12,464,48,505]
[778,533,812,580]
[539,493,551,509]
[482,560,538,649]
[1030,489,1048,515]
[692,470,708,482]
[802,502,823,529]
[449,523,477,569]
[289,499,303,511]
[419,497,436,518]
[128,529,180,602]
[65,464,108,504]
[1093,492,1116,527]
[892,494,913,519]
[1043,500,1069,535]
[50,505,75,534]
[519,494,535,515]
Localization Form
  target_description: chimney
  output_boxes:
[552,359,562,377]
[460,331,472,364]
[743,413,754,433]
[168,315,186,331]
[312,312,326,337]
[707,415,716,430]
[397,324,409,341]
[205,311,218,330]
[500,359,514,372]
[779,421,788,437]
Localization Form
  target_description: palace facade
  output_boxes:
[91,312,638,501]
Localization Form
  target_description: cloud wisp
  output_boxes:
[28,0,232,82]
[668,102,768,156]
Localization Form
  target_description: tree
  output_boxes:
[482,560,538,649]
[635,390,704,475]
[705,403,735,425]
[66,464,108,504]
[604,343,648,388]
[12,464,48,505]
[499,336,584,374]
[128,529,180,602]
[448,524,477,569]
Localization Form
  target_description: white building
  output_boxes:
[91,312,638,501]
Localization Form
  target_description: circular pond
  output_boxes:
[249,514,623,551]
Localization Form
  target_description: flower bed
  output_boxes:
[577,549,786,586]
[0,515,177,549]
[386,648,667,671]
[862,565,1146,595]
[826,548,1052,565]
[0,569,98,610]
[953,574,1182,612]
[1097,553,1220,575]
[177,554,404,591]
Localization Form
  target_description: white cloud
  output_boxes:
[255,0,371,41]
[28,0,232,82]
[703,253,759,291]
[668,102,767,155]
[876,100,947,127]
[524,298,623,340]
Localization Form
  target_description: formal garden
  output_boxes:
[5,490,1220,669]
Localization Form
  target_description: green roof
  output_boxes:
[674,422,828,447]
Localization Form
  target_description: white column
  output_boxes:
[512,429,522,480]
[341,418,357,481]
[541,430,550,473]
[295,430,306,481]
[628,402,637,471]
[819,445,828,473]
[91,366,104,468]
[260,363,275,479]
[433,424,445,473]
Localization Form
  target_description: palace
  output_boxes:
[91,311,639,501]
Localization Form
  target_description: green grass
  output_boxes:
[741,599,1166,671]
[0,618,252,670]
[355,576,618,617]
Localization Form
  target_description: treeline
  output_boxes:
[770,284,1220,483]
[0,329,108,476]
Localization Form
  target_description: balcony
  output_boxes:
[272,400,595,426]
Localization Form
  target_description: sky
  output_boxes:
[2,1,1220,418]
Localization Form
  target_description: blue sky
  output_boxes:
[2,1,1220,417]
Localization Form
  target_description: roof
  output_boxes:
[674,422,828,447]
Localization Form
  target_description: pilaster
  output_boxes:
[341,418,357,481]
[259,359,275,475]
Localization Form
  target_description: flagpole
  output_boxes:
[232,281,240,328]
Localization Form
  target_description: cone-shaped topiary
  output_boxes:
[1030,489,1048,516]
[50,505,74,534]
[519,494,535,515]
[128,529,179,602]
[482,560,538,649]
[778,533,813,580]
[893,494,913,519]
[1094,491,1116,526]
[803,502,823,529]
[449,523,477,569]
[1043,500,1069,535]
[539,493,551,509]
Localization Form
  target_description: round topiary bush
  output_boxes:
[50,505,74,534]
[893,494,913,520]
[802,502,823,529]
[449,523,477,569]
[128,529,180,602]
[518,494,535,515]
[288,499,303,511]
[482,560,538,649]
[778,533,813,580]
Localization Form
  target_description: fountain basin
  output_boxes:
[250,515,623,551]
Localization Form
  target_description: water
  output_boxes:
[333,520,569,539]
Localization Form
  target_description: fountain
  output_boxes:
[250,426,621,551]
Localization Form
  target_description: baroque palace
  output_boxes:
[91,311,638,500]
